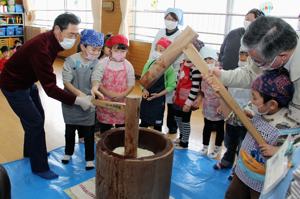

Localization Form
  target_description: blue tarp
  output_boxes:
[3,144,232,199]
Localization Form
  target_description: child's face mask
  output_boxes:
[207,63,215,69]
[238,60,248,67]
[251,90,270,115]
[204,58,216,69]
[152,51,162,60]
[84,46,101,61]
[112,50,126,62]
[252,104,269,115]
[86,51,99,61]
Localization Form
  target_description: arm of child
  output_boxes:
[91,80,104,99]
[147,89,167,101]
[62,59,85,97]
[140,60,154,99]
[98,84,117,98]
[218,97,232,118]
[117,86,134,99]
[183,67,201,112]
[91,61,105,99]
[147,66,176,101]
[64,82,86,97]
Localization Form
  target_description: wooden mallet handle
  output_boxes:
[91,99,126,112]
[183,43,266,145]
[139,26,198,89]
[124,96,141,158]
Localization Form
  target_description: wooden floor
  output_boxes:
[0,58,216,164]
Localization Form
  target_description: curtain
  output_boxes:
[91,0,102,32]
[22,0,35,26]
[119,0,129,38]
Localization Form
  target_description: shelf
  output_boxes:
[0,35,24,38]
[0,12,23,15]
[0,24,23,26]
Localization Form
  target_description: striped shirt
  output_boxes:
[175,61,201,106]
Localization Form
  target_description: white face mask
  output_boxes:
[59,38,76,50]
[207,63,215,69]
[112,51,126,62]
[238,60,248,67]
[165,20,178,30]
[252,104,268,116]
[151,51,162,60]
[86,51,99,61]
[297,21,300,30]
[244,20,251,30]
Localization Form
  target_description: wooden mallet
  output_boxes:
[140,26,266,145]
[92,96,142,158]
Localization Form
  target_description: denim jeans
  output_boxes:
[2,84,49,172]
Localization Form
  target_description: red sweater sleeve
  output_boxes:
[30,48,76,105]
[0,58,6,72]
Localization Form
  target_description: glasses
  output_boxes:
[252,56,277,68]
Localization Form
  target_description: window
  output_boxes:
[31,0,92,30]
[130,0,299,50]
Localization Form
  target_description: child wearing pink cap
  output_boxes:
[91,34,135,133]
[140,37,176,131]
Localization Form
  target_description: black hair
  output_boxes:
[247,8,265,18]
[114,44,128,50]
[193,39,204,52]
[99,33,113,59]
[14,40,21,45]
[52,12,80,31]
[104,33,113,46]
[0,46,8,53]
[165,12,178,21]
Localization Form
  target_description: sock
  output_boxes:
[34,170,58,180]
[86,161,95,170]
[62,155,71,164]
[174,116,183,140]
[181,122,191,144]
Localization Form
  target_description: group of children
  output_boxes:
[139,31,299,198]
[60,29,134,170]
[58,25,298,198]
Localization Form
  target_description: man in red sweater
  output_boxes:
[0,13,94,179]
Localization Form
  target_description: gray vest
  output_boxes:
[62,57,97,126]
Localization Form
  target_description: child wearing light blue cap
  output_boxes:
[149,7,185,135]
[61,29,104,170]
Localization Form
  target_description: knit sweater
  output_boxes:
[0,31,76,105]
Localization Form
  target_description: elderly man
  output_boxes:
[211,16,300,126]
[0,13,93,179]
